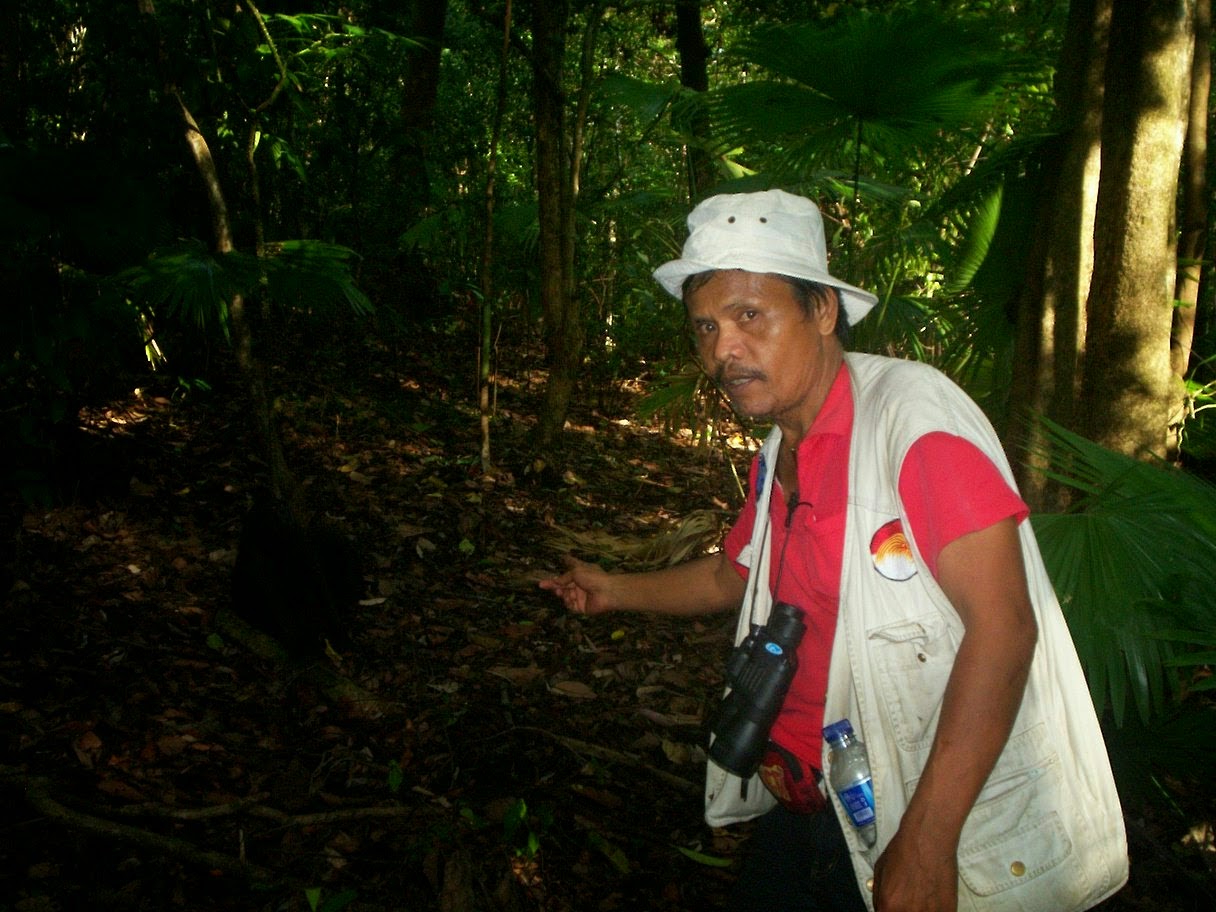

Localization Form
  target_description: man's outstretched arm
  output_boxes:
[540,551,746,618]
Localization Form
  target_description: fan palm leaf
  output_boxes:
[114,238,371,335]
[709,11,1012,188]
[1029,419,1216,726]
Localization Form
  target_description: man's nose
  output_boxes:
[711,322,743,364]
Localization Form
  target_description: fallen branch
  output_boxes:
[113,798,423,828]
[16,774,278,885]
[519,727,700,795]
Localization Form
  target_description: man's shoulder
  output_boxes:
[845,352,954,397]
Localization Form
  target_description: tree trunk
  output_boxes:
[675,0,715,201]
[361,0,447,215]
[398,0,447,138]
[532,0,582,447]
[1008,0,1109,509]
[1081,0,1194,459]
[479,0,513,472]
[0,0,22,140]
[140,0,300,515]
[177,94,300,512]
[1171,0,1211,387]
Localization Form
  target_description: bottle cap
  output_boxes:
[822,719,855,743]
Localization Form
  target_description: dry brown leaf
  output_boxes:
[73,730,103,768]
[549,679,597,700]
[487,665,544,686]
[544,510,722,570]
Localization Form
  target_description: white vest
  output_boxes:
[716,353,1129,912]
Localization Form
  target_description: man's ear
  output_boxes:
[815,289,841,337]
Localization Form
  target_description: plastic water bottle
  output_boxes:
[823,719,877,847]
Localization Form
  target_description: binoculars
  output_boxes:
[709,602,806,777]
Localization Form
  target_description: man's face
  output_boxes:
[686,270,842,430]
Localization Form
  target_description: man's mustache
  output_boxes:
[715,367,766,388]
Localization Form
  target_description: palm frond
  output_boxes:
[261,240,372,317]
[850,294,946,362]
[545,510,724,572]
[114,238,371,334]
[596,71,676,123]
[113,240,242,334]
[712,11,1013,175]
[946,189,1004,294]
[1102,706,1216,810]
[1029,418,1216,725]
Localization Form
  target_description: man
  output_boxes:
[541,189,1127,912]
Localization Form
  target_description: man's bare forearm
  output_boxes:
[609,551,745,616]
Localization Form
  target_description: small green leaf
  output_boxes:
[387,759,404,794]
[205,633,225,651]
[502,798,527,843]
[319,889,358,912]
[588,831,630,874]
[460,806,488,829]
[675,845,733,868]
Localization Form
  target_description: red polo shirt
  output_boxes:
[723,364,1028,776]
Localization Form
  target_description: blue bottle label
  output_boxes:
[838,779,876,828]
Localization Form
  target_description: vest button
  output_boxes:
[1010,860,1027,877]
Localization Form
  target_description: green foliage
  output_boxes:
[1179,357,1216,461]
[114,239,371,339]
[502,798,553,859]
[710,10,1015,187]
[675,845,732,868]
[262,240,374,318]
[1030,419,1216,727]
[304,886,357,912]
[587,830,630,875]
[1164,630,1216,694]
[386,759,405,795]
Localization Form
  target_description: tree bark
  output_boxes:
[675,0,715,201]
[363,0,448,214]
[1081,0,1195,459]
[1008,0,1109,508]
[1171,0,1211,386]
[532,0,582,447]
[140,0,300,514]
[479,0,513,471]
[0,0,22,140]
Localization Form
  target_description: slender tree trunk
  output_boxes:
[1081,0,1195,459]
[363,0,447,215]
[139,0,300,515]
[0,1,22,140]
[532,0,582,447]
[177,94,298,510]
[675,0,715,201]
[1171,0,1211,390]
[479,0,513,472]
[1008,0,1109,508]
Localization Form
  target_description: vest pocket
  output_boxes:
[956,725,1088,906]
[867,614,956,751]
[959,811,1074,897]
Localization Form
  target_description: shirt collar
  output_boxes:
[797,361,852,446]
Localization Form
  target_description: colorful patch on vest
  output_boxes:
[870,518,917,581]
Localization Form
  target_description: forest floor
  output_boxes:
[2,324,1214,912]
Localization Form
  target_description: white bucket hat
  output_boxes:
[653,189,878,324]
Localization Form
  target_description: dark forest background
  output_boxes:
[2,2,1216,910]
